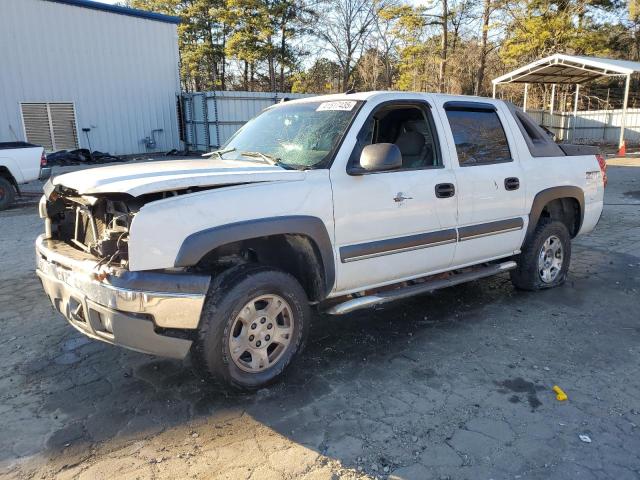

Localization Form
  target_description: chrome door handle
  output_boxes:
[393,192,413,203]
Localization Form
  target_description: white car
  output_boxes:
[0,142,50,209]
[36,92,606,390]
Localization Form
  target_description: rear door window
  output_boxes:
[444,107,511,166]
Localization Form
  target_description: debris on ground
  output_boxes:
[579,434,592,443]
[552,385,568,401]
[46,149,124,166]
[165,149,190,156]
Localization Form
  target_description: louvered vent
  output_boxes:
[20,103,53,151]
[20,102,79,152]
[49,103,79,151]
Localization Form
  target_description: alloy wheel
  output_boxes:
[228,294,294,373]
[538,235,564,283]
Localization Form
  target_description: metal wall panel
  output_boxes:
[182,92,640,150]
[181,91,313,151]
[0,0,181,154]
[528,108,640,144]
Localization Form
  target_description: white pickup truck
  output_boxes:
[0,142,50,210]
[36,92,606,390]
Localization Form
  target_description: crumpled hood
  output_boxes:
[51,158,306,196]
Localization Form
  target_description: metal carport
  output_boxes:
[492,54,640,147]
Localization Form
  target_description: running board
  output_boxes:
[325,261,517,315]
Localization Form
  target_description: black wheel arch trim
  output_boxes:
[527,186,585,239]
[174,215,336,297]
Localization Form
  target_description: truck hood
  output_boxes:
[51,158,306,196]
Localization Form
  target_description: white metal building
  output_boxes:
[0,0,181,155]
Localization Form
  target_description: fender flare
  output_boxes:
[527,186,585,238]
[0,160,22,191]
[174,215,335,295]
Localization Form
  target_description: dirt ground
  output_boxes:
[1,163,639,480]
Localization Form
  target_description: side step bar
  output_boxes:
[325,261,517,315]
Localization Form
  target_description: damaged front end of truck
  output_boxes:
[36,180,212,359]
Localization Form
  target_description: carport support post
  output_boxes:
[550,84,556,115]
[572,84,580,142]
[492,83,496,99]
[523,83,529,112]
[619,74,631,148]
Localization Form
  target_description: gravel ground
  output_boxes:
[0,163,639,480]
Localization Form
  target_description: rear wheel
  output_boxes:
[0,177,16,211]
[192,264,310,391]
[510,219,571,291]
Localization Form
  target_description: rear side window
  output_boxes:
[505,102,565,158]
[445,108,511,166]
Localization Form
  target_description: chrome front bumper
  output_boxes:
[36,235,210,359]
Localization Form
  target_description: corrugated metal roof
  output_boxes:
[44,0,181,24]
[493,54,640,85]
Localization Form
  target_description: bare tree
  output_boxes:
[438,0,448,92]
[475,0,494,95]
[356,48,384,89]
[316,0,378,89]
[371,0,402,89]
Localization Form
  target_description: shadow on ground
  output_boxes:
[6,244,640,479]
[2,166,640,479]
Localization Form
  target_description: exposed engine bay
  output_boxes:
[42,185,213,268]
[43,190,136,267]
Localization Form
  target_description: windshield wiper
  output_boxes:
[202,147,236,159]
[239,151,282,166]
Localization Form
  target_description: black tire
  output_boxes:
[510,219,571,291]
[0,177,16,211]
[192,264,310,391]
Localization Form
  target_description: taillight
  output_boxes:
[40,150,47,167]
[596,154,607,187]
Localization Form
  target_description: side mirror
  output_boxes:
[354,143,402,174]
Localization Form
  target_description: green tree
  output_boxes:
[500,0,618,66]
[222,0,314,91]
[129,0,228,90]
[291,58,342,92]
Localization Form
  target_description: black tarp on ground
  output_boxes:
[46,149,124,166]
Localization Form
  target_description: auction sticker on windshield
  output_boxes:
[316,101,357,111]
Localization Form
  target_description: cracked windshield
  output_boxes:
[219,100,362,169]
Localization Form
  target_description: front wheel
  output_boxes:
[192,265,310,391]
[510,219,571,291]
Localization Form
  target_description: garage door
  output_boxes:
[20,102,79,152]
